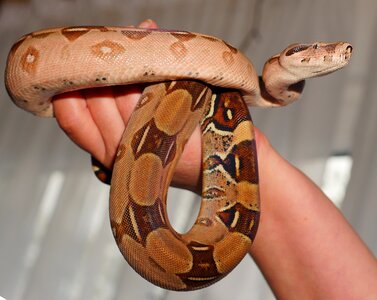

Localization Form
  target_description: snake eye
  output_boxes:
[285,44,310,56]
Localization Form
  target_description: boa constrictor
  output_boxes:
[5,26,352,291]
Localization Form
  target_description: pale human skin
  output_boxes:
[52,19,377,299]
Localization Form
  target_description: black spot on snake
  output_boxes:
[287,80,305,94]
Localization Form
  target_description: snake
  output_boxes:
[5,26,352,291]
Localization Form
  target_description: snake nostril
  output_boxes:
[346,45,353,53]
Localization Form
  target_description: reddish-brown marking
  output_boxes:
[121,30,152,40]
[201,35,219,43]
[202,91,249,131]
[121,198,167,246]
[223,42,238,54]
[177,242,220,288]
[204,140,258,184]
[61,26,110,41]
[61,27,91,41]
[222,51,234,66]
[266,56,278,65]
[131,119,177,167]
[91,40,126,60]
[20,46,39,74]
[170,41,187,59]
[192,86,211,111]
[324,43,337,53]
[31,31,54,39]
[232,140,259,183]
[170,32,197,42]
[163,81,209,111]
[217,203,259,239]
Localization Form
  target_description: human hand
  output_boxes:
[53,19,206,192]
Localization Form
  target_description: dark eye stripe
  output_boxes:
[285,44,310,56]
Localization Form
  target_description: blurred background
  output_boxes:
[0,0,376,299]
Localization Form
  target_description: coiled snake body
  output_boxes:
[5,26,352,291]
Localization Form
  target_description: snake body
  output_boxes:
[5,26,352,291]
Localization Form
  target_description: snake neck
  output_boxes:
[257,57,304,106]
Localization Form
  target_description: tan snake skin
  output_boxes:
[5,26,352,291]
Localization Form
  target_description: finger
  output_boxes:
[53,91,106,160]
[171,125,202,193]
[113,85,143,124]
[138,19,158,29]
[85,87,125,167]
[112,19,159,123]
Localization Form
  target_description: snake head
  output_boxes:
[279,42,353,77]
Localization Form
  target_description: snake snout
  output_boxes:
[341,43,353,62]
[345,44,353,59]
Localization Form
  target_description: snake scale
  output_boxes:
[5,26,352,291]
